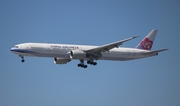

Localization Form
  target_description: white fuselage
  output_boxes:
[11,43,157,61]
[10,29,167,68]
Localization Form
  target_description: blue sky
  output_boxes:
[0,0,180,106]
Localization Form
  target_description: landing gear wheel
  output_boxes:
[87,61,91,64]
[21,59,25,62]
[93,62,97,66]
[78,63,81,67]
[87,60,97,66]
[19,55,25,63]
[83,65,88,68]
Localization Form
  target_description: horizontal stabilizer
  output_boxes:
[143,49,168,55]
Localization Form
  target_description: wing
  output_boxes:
[85,36,138,53]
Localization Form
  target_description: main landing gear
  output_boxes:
[19,55,25,62]
[77,60,97,68]
[77,60,88,68]
[87,60,97,66]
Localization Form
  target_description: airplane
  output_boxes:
[11,29,168,68]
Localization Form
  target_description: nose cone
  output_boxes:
[10,48,13,51]
[11,45,20,52]
[11,47,20,53]
[10,47,22,55]
[10,47,16,52]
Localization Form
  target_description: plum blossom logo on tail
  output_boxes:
[141,38,153,50]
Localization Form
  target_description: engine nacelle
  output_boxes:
[54,57,71,64]
[70,50,86,59]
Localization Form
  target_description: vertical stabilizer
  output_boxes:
[136,29,158,50]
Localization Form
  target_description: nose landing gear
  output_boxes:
[19,55,25,62]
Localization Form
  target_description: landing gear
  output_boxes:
[77,60,98,68]
[77,60,88,68]
[87,60,97,66]
[77,63,87,68]
[19,55,25,63]
[21,59,25,62]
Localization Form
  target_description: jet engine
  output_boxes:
[70,50,86,59]
[54,57,71,64]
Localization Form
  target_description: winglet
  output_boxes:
[132,36,139,39]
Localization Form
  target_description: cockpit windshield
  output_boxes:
[14,46,19,48]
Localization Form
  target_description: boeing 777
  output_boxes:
[11,29,168,68]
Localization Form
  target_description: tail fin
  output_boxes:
[136,29,158,50]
